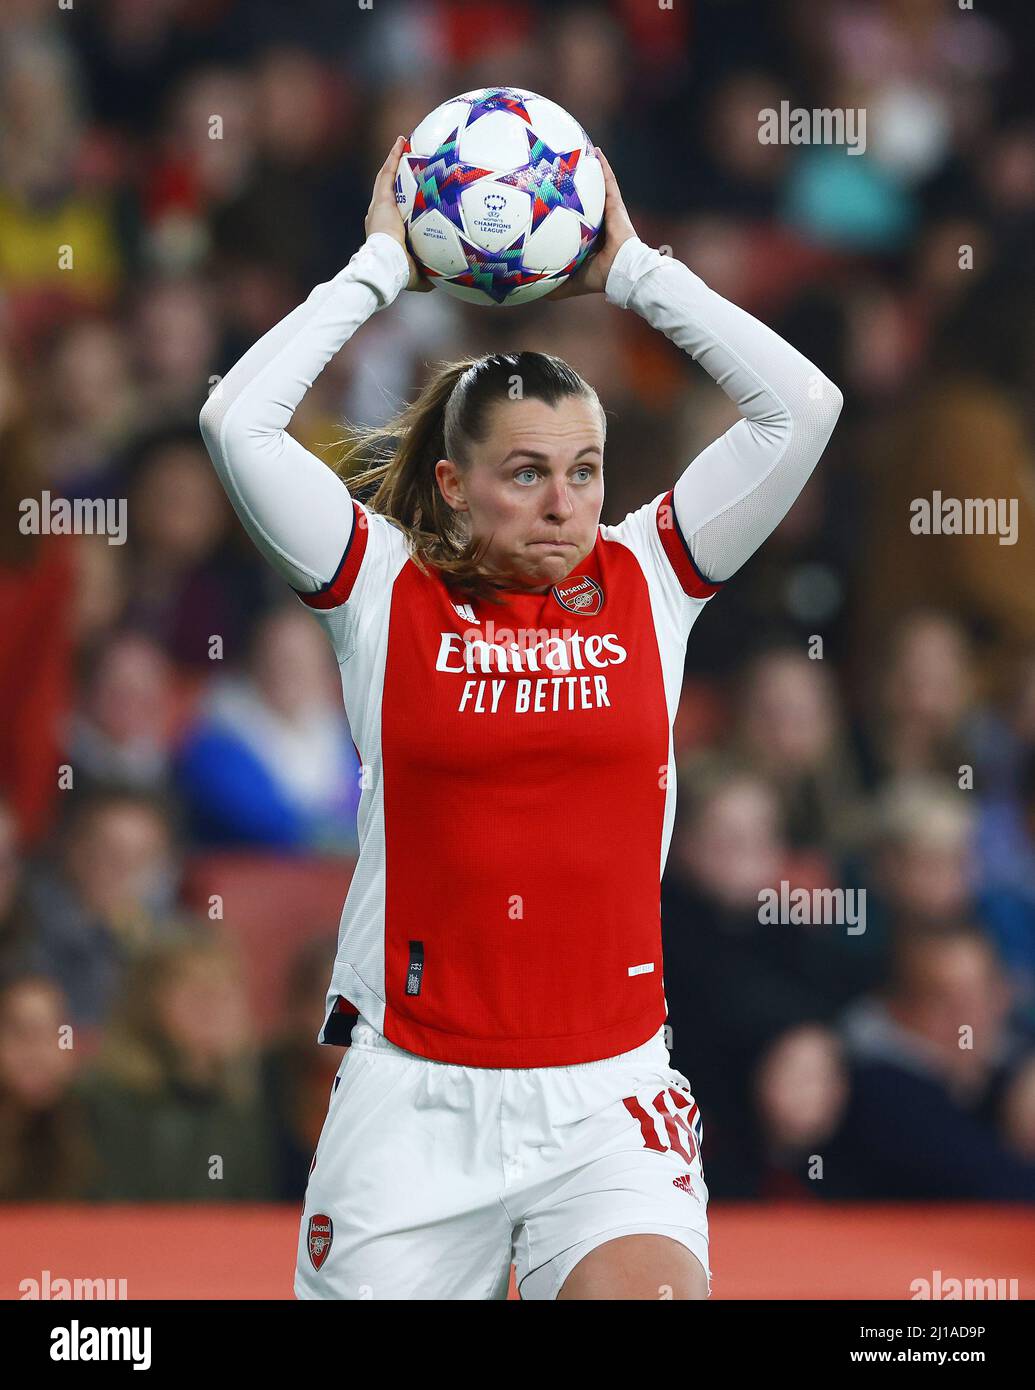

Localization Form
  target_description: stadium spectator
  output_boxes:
[174,604,362,853]
[35,318,137,499]
[0,381,77,850]
[868,775,976,931]
[0,28,123,347]
[260,936,343,1200]
[856,277,1035,696]
[976,746,1035,1031]
[662,765,855,1197]
[68,531,131,655]
[119,425,262,669]
[66,630,177,796]
[853,610,985,790]
[729,645,866,852]
[131,277,218,424]
[750,1023,849,1198]
[78,930,274,1201]
[21,788,184,1035]
[0,973,98,1201]
[0,799,33,974]
[827,927,1035,1199]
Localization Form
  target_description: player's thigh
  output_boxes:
[558,1233,709,1300]
[514,1061,712,1299]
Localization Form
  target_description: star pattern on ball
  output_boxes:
[558,220,600,278]
[463,88,533,126]
[448,233,553,306]
[408,132,493,235]
[495,130,587,234]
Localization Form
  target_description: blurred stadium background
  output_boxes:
[1,0,1035,1299]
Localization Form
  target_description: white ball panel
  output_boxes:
[522,97,587,155]
[504,275,566,306]
[409,100,470,157]
[573,154,605,227]
[458,109,531,171]
[522,207,582,272]
[435,280,496,307]
[409,210,469,275]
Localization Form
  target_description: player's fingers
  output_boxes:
[597,150,623,198]
[372,138,404,199]
[597,154,632,232]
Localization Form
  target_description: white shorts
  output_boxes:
[294,1018,711,1300]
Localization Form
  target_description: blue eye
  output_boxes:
[515,468,538,484]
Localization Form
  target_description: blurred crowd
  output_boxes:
[2,0,1035,1204]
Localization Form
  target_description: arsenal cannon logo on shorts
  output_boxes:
[307,1214,334,1271]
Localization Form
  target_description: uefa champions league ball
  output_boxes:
[395,87,605,307]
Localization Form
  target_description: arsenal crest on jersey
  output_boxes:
[307,1213,334,1271]
[551,574,604,615]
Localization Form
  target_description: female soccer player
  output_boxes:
[199,137,842,1300]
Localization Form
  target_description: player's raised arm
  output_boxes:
[603,230,843,586]
[198,139,428,597]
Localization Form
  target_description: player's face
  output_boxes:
[435,395,605,592]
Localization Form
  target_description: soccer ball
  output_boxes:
[395,87,605,307]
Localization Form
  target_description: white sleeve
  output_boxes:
[604,237,843,585]
[198,232,410,597]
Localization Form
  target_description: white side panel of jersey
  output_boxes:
[299,506,411,1038]
[600,491,714,878]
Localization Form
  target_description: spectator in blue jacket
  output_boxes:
[175,604,362,854]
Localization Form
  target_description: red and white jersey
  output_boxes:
[300,489,720,1066]
[199,230,842,1069]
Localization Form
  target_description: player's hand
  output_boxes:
[546,149,637,300]
[365,136,433,293]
